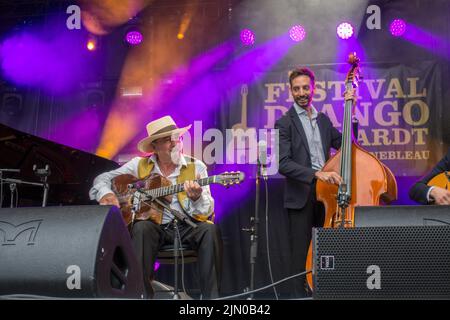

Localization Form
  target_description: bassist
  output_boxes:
[275,67,356,298]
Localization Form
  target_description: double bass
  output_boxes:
[305,53,398,290]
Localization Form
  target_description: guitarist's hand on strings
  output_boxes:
[184,175,202,202]
[315,171,343,185]
[99,192,120,208]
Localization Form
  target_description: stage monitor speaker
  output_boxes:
[0,205,144,299]
[312,226,450,299]
[354,205,450,227]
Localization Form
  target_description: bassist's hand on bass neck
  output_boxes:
[343,88,358,107]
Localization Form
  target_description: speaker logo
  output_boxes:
[0,220,43,246]
[66,265,82,290]
[320,256,335,270]
[366,265,381,290]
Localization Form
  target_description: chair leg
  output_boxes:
[173,223,180,299]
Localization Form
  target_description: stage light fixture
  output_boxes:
[125,30,143,46]
[240,29,255,46]
[289,25,307,42]
[337,22,354,40]
[389,19,406,37]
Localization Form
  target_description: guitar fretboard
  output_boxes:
[145,176,217,199]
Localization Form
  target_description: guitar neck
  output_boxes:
[146,176,216,199]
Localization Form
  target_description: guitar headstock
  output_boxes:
[345,52,362,88]
[216,171,245,187]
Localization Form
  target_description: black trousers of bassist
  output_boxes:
[131,219,223,299]
[287,183,325,298]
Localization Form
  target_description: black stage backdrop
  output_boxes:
[1,0,450,299]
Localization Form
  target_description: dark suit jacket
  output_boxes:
[409,148,450,204]
[275,106,342,209]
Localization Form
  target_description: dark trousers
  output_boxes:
[131,219,223,299]
[287,186,324,298]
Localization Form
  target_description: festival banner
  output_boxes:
[223,60,444,178]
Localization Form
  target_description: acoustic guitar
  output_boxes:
[111,171,244,226]
[427,171,450,189]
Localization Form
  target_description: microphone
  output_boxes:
[257,140,268,179]
[127,180,146,190]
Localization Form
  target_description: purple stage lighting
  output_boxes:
[289,25,306,42]
[337,22,354,40]
[390,19,407,37]
[240,29,255,46]
[126,30,143,45]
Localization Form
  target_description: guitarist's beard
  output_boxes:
[170,143,183,165]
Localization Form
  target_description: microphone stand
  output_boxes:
[0,169,20,208]
[33,165,51,207]
[135,189,197,299]
[9,183,16,208]
[243,161,263,299]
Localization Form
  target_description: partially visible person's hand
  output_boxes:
[99,193,120,208]
[315,171,343,185]
[430,187,450,205]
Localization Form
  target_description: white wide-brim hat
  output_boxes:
[137,116,191,153]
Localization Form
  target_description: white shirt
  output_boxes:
[293,103,326,170]
[89,154,214,224]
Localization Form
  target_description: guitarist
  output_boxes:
[409,148,450,205]
[89,116,222,299]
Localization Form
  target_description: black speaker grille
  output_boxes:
[313,226,450,299]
